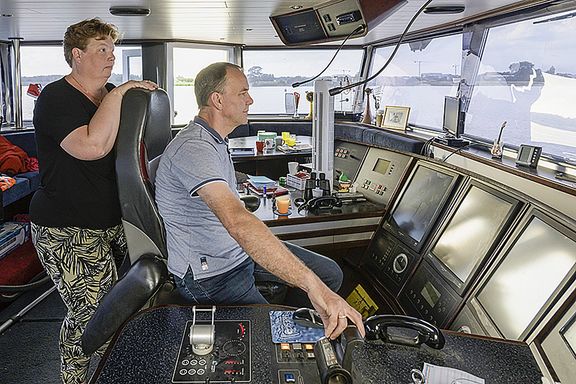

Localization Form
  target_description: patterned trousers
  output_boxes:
[31,223,127,384]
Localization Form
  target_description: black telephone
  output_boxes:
[298,196,343,213]
[364,314,445,350]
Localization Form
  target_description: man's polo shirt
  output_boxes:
[155,116,249,280]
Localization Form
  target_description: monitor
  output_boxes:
[384,161,462,252]
[427,180,522,295]
[443,96,464,138]
[476,209,576,340]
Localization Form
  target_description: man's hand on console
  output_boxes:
[307,280,366,340]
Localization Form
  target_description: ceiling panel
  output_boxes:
[0,0,534,45]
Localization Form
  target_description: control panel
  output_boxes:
[272,342,321,384]
[333,140,369,188]
[173,320,251,383]
[365,230,422,296]
[355,147,412,205]
[399,259,461,328]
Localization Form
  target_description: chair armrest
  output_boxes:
[240,195,260,212]
[81,254,168,355]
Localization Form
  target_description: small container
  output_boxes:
[375,110,384,127]
[275,136,283,147]
[286,173,308,190]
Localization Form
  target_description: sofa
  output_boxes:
[1,130,40,217]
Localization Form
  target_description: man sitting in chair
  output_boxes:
[155,62,364,339]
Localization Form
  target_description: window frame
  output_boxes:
[167,42,235,124]
[242,46,366,116]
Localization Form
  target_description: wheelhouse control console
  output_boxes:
[354,147,412,205]
[173,319,252,383]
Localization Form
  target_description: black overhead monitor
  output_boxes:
[426,180,523,295]
[443,96,464,138]
[383,161,462,252]
[476,209,576,340]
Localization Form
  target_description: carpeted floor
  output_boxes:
[0,286,100,384]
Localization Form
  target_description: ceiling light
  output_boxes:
[424,5,465,14]
[290,5,303,10]
[109,6,151,16]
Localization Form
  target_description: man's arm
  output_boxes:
[197,182,365,339]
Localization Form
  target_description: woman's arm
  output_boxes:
[60,80,157,160]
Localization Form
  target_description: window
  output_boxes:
[466,10,576,164]
[170,45,233,125]
[243,49,364,115]
[21,45,142,121]
[367,34,462,128]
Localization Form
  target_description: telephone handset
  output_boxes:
[364,314,445,350]
[298,196,343,213]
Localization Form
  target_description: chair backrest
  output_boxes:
[115,88,172,264]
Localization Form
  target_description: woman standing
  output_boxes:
[30,18,157,384]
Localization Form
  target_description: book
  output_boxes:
[230,147,255,156]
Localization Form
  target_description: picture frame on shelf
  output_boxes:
[381,106,411,131]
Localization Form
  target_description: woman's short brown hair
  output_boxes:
[63,18,119,67]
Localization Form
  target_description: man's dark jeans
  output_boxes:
[173,241,343,307]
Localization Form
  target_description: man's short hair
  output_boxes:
[195,62,242,107]
[63,18,119,68]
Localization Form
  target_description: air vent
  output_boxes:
[424,5,465,14]
[109,6,151,16]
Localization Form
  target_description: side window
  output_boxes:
[21,45,142,121]
[21,46,70,121]
[170,45,232,125]
[367,34,462,128]
[243,49,364,115]
[467,10,576,164]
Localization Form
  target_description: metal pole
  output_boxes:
[0,284,57,334]
[9,37,23,129]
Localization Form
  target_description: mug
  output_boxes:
[275,136,284,147]
[288,161,299,175]
[255,140,265,152]
[276,196,290,214]
[265,138,275,150]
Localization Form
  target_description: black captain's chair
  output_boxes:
[81,88,282,355]
[81,88,174,355]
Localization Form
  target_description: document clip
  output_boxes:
[189,305,216,355]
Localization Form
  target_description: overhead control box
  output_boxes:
[270,0,407,46]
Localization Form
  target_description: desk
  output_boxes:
[250,190,385,254]
[89,305,543,384]
[230,136,312,179]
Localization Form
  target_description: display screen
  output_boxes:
[431,185,516,285]
[421,281,441,308]
[372,158,391,176]
[273,10,325,44]
[389,165,456,246]
[518,147,531,162]
[561,313,576,357]
[477,216,576,339]
[443,96,461,137]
